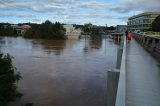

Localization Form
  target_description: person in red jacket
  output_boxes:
[127,31,132,43]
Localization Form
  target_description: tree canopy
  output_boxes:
[82,23,93,34]
[82,23,101,38]
[0,23,17,36]
[24,20,66,39]
[152,15,160,32]
[106,26,116,31]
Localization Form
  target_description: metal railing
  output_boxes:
[115,35,126,106]
[106,35,126,106]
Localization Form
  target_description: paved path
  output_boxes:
[126,39,160,106]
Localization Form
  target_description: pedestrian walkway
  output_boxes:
[126,39,160,106]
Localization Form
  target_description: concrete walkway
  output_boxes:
[126,39,160,106]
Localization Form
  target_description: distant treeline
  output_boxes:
[82,23,101,37]
[24,20,66,39]
[0,20,66,40]
[82,23,116,38]
[0,23,17,36]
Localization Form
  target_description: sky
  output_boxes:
[0,0,160,26]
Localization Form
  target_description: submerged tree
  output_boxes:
[82,23,93,34]
[0,53,22,106]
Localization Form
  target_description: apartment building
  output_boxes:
[127,12,160,32]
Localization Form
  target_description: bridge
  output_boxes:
[107,34,160,106]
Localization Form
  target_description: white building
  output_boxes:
[127,12,160,31]
[63,25,81,39]
[11,24,31,35]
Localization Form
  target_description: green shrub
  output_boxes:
[0,53,22,106]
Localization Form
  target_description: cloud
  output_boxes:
[0,0,160,25]
[0,0,74,13]
[0,12,40,23]
[67,13,120,19]
[75,0,160,13]
[0,13,36,18]
[111,0,160,13]
[1,0,160,14]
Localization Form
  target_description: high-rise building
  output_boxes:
[127,12,160,32]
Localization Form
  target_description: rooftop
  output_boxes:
[128,12,160,20]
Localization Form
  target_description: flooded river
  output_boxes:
[0,37,118,106]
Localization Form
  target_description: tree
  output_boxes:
[107,26,116,30]
[82,23,93,34]
[0,23,17,36]
[43,20,52,25]
[152,15,160,32]
[24,20,66,39]
[0,53,22,106]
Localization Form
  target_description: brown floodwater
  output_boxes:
[0,37,118,106]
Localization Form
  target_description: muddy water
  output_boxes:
[0,37,118,106]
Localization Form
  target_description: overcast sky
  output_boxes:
[0,0,160,26]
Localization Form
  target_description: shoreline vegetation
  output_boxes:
[0,20,66,40]
[0,53,33,106]
[0,23,17,36]
[0,20,111,40]
[0,53,22,106]
[24,20,66,40]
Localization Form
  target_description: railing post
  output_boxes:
[116,47,123,69]
[107,69,120,106]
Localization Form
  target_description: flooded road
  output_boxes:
[0,37,118,106]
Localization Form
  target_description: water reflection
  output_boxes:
[31,39,66,55]
[89,37,102,49]
[0,37,118,106]
[83,37,102,53]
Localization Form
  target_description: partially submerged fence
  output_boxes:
[106,35,126,106]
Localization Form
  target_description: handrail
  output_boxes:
[115,35,126,106]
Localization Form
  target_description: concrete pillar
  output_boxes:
[107,69,120,106]
[147,38,153,51]
[142,37,146,46]
[116,47,123,69]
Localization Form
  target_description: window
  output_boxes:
[145,15,151,18]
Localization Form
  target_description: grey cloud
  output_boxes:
[1,0,160,14]
[76,0,160,13]
[110,0,160,13]
[68,13,114,19]
[30,18,41,22]
[0,0,160,25]
[0,0,72,12]
[0,12,41,22]
[0,13,36,18]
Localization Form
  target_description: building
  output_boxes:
[63,24,81,39]
[11,24,31,35]
[116,25,127,32]
[127,12,160,32]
